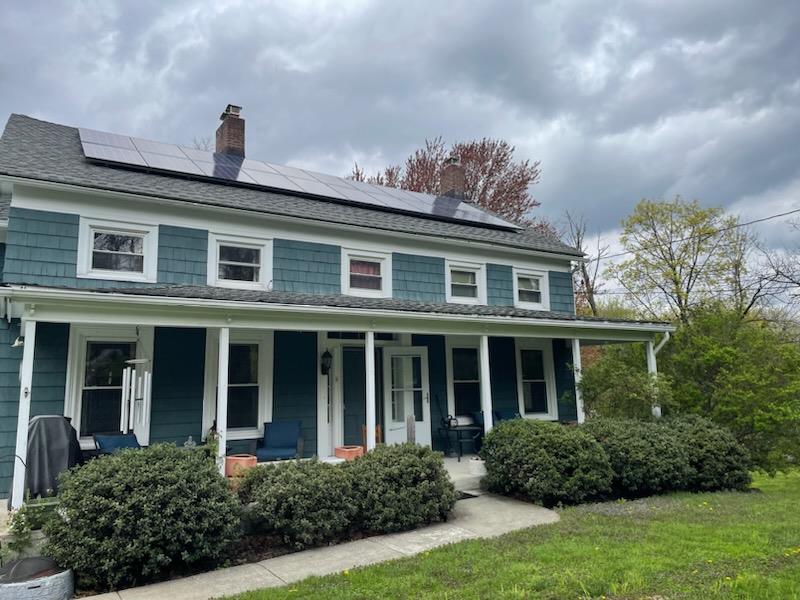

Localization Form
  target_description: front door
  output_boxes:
[382,347,431,446]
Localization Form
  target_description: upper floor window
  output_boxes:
[208,233,271,290]
[446,260,486,304]
[342,249,391,297]
[513,269,548,310]
[78,218,157,283]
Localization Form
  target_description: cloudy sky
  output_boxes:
[2,0,799,247]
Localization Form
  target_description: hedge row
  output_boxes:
[481,416,751,506]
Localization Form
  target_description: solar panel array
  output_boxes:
[78,128,520,230]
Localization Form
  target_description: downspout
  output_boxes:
[654,331,671,355]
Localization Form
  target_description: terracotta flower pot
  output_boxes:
[225,454,257,477]
[334,445,364,461]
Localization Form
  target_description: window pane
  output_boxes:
[81,388,123,435]
[521,349,545,380]
[519,289,542,304]
[92,252,144,272]
[219,264,259,282]
[85,342,135,387]
[523,381,548,413]
[93,232,143,254]
[451,283,478,298]
[228,385,259,428]
[391,390,406,422]
[350,273,382,290]
[219,245,260,265]
[451,270,476,285]
[229,344,258,385]
[414,390,423,422]
[454,382,481,415]
[518,276,540,291]
[350,260,381,276]
[452,348,479,381]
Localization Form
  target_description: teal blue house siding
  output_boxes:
[157,226,208,285]
[549,271,575,314]
[342,347,366,446]
[0,320,22,498]
[31,323,70,417]
[0,242,6,279]
[489,337,519,417]
[149,327,206,445]
[487,263,514,306]
[272,239,340,294]
[392,253,446,302]
[412,334,448,451]
[272,331,317,456]
[553,339,578,422]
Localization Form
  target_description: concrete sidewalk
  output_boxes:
[92,494,558,600]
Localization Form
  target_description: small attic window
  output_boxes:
[77,218,157,283]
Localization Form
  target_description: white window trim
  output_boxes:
[341,248,392,298]
[64,324,155,450]
[208,232,273,290]
[444,336,481,418]
[77,217,158,283]
[515,338,558,420]
[445,260,487,305]
[513,268,550,311]
[203,329,274,441]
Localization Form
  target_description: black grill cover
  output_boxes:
[25,415,83,499]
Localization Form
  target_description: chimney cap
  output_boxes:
[220,104,242,120]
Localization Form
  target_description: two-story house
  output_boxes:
[0,107,673,507]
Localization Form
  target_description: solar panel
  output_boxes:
[77,127,521,230]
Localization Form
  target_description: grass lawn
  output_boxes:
[227,472,800,599]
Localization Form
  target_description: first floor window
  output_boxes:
[227,343,259,429]
[450,269,478,299]
[517,274,543,305]
[218,244,261,282]
[520,349,548,413]
[452,347,480,415]
[349,258,382,291]
[92,230,145,273]
[80,341,136,435]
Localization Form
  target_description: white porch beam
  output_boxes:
[365,331,376,450]
[216,327,230,474]
[646,339,661,418]
[478,335,494,433]
[11,320,37,509]
[571,338,585,424]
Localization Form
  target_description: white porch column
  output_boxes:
[646,339,662,418]
[571,338,585,424]
[216,327,230,474]
[365,331,376,450]
[11,320,37,509]
[478,335,494,433]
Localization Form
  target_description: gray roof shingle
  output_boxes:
[0,114,582,256]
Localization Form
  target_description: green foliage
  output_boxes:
[481,420,613,506]
[44,445,240,592]
[666,415,752,491]
[662,306,800,473]
[583,418,692,497]
[349,444,456,533]
[246,460,358,549]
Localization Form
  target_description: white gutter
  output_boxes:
[0,285,676,333]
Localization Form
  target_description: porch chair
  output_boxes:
[256,420,304,462]
[93,433,141,454]
[493,409,522,422]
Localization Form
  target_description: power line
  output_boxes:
[584,206,800,265]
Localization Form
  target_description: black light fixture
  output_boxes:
[320,350,333,375]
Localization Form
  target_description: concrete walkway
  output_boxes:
[92,494,558,600]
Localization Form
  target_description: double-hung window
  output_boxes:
[78,218,157,282]
[446,261,485,304]
[515,340,557,419]
[209,234,271,290]
[81,341,136,436]
[514,269,548,310]
[451,347,481,416]
[342,249,391,297]
[227,344,259,429]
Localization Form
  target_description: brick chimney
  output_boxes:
[216,104,245,156]
[439,154,466,200]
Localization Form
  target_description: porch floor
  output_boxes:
[94,493,558,600]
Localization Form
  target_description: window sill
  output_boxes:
[515,301,548,311]
[344,288,389,299]
[77,271,155,284]
[212,280,270,291]
[522,412,558,421]
[447,296,482,305]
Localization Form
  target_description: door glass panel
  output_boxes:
[390,355,423,422]
[414,390,423,422]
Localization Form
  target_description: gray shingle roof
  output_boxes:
[0,114,583,257]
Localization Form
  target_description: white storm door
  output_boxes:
[382,347,431,446]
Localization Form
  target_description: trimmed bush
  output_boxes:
[247,459,358,549]
[349,444,456,533]
[481,419,613,507]
[583,418,692,497]
[44,445,240,592]
[667,415,752,491]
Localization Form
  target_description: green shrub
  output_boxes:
[481,420,613,507]
[349,444,456,533]
[583,418,692,497]
[666,415,752,491]
[247,459,357,549]
[44,445,240,592]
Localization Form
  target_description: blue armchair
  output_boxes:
[255,420,303,462]
[94,433,141,454]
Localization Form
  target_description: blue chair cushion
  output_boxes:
[94,433,141,453]
[256,446,298,461]
[263,420,301,449]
